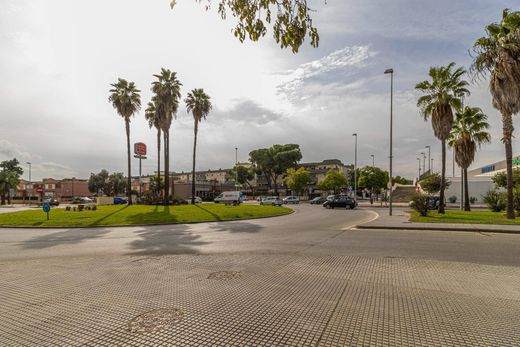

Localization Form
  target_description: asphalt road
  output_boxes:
[2,205,520,346]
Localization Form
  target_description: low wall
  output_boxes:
[96,197,114,206]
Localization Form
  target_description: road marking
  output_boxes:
[342,209,379,230]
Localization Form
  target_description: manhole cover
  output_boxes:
[128,308,184,334]
[207,271,242,280]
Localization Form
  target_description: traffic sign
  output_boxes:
[36,187,44,193]
[387,181,393,189]
[42,202,51,220]
[348,186,353,192]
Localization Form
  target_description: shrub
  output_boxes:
[483,190,506,212]
[65,206,71,211]
[73,207,77,212]
[410,193,431,217]
[92,205,97,211]
[448,195,457,203]
[78,205,84,212]
[469,197,477,204]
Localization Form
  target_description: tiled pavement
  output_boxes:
[1,253,519,346]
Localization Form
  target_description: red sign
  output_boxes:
[134,142,147,156]
[36,188,44,193]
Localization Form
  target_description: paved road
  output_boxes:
[1,205,520,346]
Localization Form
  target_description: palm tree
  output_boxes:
[108,78,141,205]
[415,63,470,213]
[448,107,491,211]
[145,99,162,194]
[471,9,520,219]
[151,68,182,204]
[185,89,212,204]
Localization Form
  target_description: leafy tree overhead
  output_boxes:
[185,88,212,204]
[415,62,469,214]
[229,165,256,192]
[170,0,319,53]
[284,167,311,196]
[419,173,451,195]
[0,171,20,205]
[471,9,520,219]
[249,144,302,194]
[448,106,490,211]
[151,68,182,204]
[88,170,127,196]
[109,78,141,205]
[357,166,389,193]
[0,158,24,176]
[318,170,348,194]
[393,176,412,185]
[492,169,520,189]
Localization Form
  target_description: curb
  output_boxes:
[0,208,295,230]
[355,224,520,234]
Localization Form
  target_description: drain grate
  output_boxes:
[128,308,184,334]
[207,271,242,280]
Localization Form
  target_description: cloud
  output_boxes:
[210,99,284,126]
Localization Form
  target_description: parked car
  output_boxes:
[310,197,327,205]
[323,195,357,209]
[72,197,94,204]
[214,191,242,205]
[260,196,283,206]
[42,198,59,207]
[283,196,300,204]
[187,196,203,204]
[326,195,336,201]
[113,197,128,205]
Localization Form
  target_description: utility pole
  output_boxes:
[417,158,421,179]
[235,147,238,191]
[426,145,431,173]
[26,162,31,205]
[421,152,426,174]
[371,154,375,167]
[352,133,358,201]
[384,68,394,216]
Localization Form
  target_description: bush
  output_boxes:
[483,190,506,212]
[73,207,77,212]
[469,197,477,204]
[410,193,431,216]
[65,206,71,211]
[92,205,97,211]
[78,205,84,212]
[448,195,457,203]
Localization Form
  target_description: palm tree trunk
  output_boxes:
[503,111,515,219]
[438,139,446,214]
[163,130,169,205]
[192,121,198,204]
[464,168,470,211]
[157,128,161,193]
[125,119,132,205]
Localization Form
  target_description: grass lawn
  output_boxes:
[408,210,520,225]
[0,204,292,227]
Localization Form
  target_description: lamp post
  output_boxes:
[384,68,394,216]
[425,145,431,173]
[431,158,434,173]
[417,158,422,179]
[421,152,426,175]
[371,154,375,167]
[352,133,357,201]
[26,162,32,205]
[235,147,238,191]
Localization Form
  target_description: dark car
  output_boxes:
[42,198,59,207]
[310,197,327,205]
[323,195,357,209]
[113,197,128,205]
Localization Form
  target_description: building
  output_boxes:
[13,178,90,204]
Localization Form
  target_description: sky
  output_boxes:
[1,0,519,180]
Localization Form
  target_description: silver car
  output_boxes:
[260,196,283,206]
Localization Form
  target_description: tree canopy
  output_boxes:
[493,169,520,189]
[358,166,389,192]
[88,170,126,196]
[171,0,320,53]
[318,170,348,193]
[419,173,451,195]
[0,158,24,176]
[284,167,311,195]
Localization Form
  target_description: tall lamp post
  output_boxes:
[370,154,375,167]
[417,158,422,179]
[352,133,358,201]
[425,145,431,173]
[421,152,426,175]
[384,68,394,216]
[26,162,32,205]
[235,147,238,191]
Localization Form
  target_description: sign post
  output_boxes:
[134,142,147,201]
[42,202,50,221]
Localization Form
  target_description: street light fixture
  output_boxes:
[384,68,394,216]
[417,158,422,179]
[420,152,426,174]
[425,145,431,173]
[352,133,358,201]
[235,147,238,191]
[370,154,375,167]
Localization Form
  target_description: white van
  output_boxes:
[214,191,242,205]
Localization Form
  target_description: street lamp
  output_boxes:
[431,158,434,173]
[235,147,238,191]
[417,158,422,179]
[370,154,375,167]
[352,133,357,201]
[26,162,32,205]
[384,68,394,216]
[425,145,431,173]
[420,152,426,174]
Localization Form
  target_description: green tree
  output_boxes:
[249,144,302,194]
[358,166,389,193]
[109,172,127,195]
[109,78,141,205]
[0,158,23,176]
[229,165,256,193]
[419,173,451,195]
[88,169,109,195]
[0,171,20,205]
[145,99,162,193]
[151,68,182,204]
[318,170,348,194]
[284,167,311,196]
[448,106,491,211]
[185,88,212,204]
[415,62,469,213]
[393,176,412,185]
[170,0,319,53]
[492,169,520,188]
[471,9,520,219]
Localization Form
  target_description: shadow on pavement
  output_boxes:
[208,221,263,233]
[20,228,113,249]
